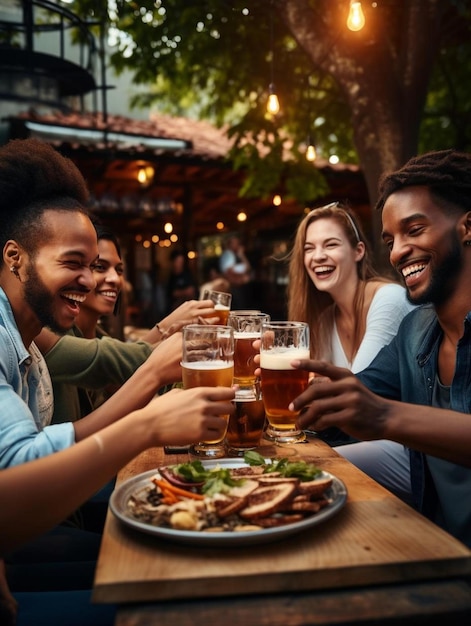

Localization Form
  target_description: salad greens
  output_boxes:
[172,460,245,496]
[170,453,322,497]
[243,451,322,481]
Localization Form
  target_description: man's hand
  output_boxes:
[289,360,391,441]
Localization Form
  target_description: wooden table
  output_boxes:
[93,437,471,625]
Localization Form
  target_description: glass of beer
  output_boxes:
[260,321,310,444]
[201,290,232,325]
[226,382,266,456]
[228,311,270,386]
[181,324,234,458]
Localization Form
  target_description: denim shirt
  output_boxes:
[358,304,471,544]
[0,287,74,467]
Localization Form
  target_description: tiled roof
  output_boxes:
[13,108,360,172]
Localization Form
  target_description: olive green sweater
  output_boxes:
[44,326,153,424]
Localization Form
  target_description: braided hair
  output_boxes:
[375,149,471,214]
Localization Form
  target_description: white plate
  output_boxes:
[110,458,348,547]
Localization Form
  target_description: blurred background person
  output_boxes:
[199,258,230,299]
[219,233,253,309]
[166,249,197,313]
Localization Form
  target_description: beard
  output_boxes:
[406,232,462,307]
[23,261,66,334]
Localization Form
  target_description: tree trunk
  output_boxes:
[279,0,442,268]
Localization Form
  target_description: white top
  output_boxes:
[331,283,415,373]
[219,250,247,274]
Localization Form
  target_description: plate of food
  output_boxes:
[110,452,348,547]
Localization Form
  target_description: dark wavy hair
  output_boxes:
[0,138,89,265]
[376,149,471,214]
[91,220,123,316]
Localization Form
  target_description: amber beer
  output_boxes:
[201,290,232,325]
[181,361,234,443]
[214,303,230,325]
[260,350,310,430]
[182,360,233,389]
[233,332,259,385]
[226,387,266,453]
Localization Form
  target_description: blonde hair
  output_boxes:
[287,202,390,360]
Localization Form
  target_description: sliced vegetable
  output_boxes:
[152,478,206,501]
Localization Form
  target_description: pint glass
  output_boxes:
[226,383,266,456]
[181,324,234,457]
[260,321,310,444]
[228,311,270,386]
[201,290,232,325]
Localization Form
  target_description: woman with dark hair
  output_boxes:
[36,224,216,424]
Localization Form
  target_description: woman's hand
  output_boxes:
[159,299,218,333]
[145,386,236,446]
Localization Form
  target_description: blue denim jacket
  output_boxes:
[0,287,74,467]
[358,304,471,532]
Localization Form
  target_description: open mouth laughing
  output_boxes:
[399,261,428,287]
[61,291,87,312]
[313,265,335,277]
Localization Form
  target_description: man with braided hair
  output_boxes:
[288,149,471,547]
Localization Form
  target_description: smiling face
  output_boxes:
[78,237,124,320]
[303,217,365,297]
[22,210,98,333]
[382,186,464,306]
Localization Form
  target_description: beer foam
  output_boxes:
[234,331,260,339]
[182,360,233,370]
[260,349,310,370]
[214,304,230,311]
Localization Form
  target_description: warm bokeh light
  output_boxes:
[188,250,197,260]
[137,164,155,186]
[216,221,225,230]
[267,91,280,115]
[164,222,173,233]
[306,144,317,162]
[273,194,282,206]
[135,234,143,242]
[142,240,151,248]
[152,234,159,243]
[170,234,178,242]
[237,211,247,222]
[347,1,365,31]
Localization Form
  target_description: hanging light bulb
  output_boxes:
[266,1,280,116]
[267,83,280,115]
[306,144,316,162]
[306,136,317,162]
[347,1,365,31]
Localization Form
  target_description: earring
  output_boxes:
[466,241,471,247]
[10,266,19,277]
